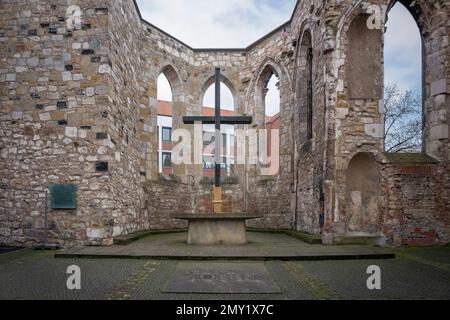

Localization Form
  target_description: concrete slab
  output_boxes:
[55,232,395,261]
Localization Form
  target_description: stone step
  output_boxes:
[334,233,386,246]
[113,229,185,245]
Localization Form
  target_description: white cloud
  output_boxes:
[136,0,295,48]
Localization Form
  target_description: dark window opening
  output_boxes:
[162,127,172,142]
[162,152,172,168]
[307,47,313,141]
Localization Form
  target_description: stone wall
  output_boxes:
[0,188,47,246]
[0,0,448,247]
[319,0,449,245]
[0,0,116,246]
[382,156,450,246]
[143,177,245,229]
[107,0,148,239]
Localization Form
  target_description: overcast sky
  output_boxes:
[385,3,422,94]
[147,0,422,114]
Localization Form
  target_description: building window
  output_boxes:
[222,133,227,149]
[162,152,172,168]
[203,131,214,146]
[203,156,228,169]
[162,127,172,142]
[203,156,214,169]
[203,131,227,149]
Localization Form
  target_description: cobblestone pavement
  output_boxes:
[0,246,449,300]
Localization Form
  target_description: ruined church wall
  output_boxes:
[136,13,298,229]
[122,0,250,228]
[324,1,386,240]
[243,24,296,229]
[143,180,245,230]
[137,0,448,241]
[288,0,330,234]
[106,0,150,238]
[0,0,448,247]
[0,0,117,246]
[321,0,449,243]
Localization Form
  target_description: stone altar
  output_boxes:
[173,213,261,245]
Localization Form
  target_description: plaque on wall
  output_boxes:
[50,184,77,209]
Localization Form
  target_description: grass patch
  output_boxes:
[384,152,438,165]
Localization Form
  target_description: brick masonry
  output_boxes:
[0,0,448,247]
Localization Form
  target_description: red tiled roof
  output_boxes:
[157,100,235,117]
[157,100,280,125]
[265,113,280,125]
[202,106,235,117]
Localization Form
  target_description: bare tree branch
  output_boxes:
[384,84,422,153]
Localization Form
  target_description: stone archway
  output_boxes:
[345,153,382,233]
[198,74,239,113]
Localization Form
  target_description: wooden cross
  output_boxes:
[183,68,253,213]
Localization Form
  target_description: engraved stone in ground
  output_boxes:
[162,262,281,294]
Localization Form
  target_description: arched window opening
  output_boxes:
[202,82,235,178]
[157,72,173,174]
[384,1,423,153]
[307,48,313,141]
[262,68,280,176]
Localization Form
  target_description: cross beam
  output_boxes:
[183,67,253,213]
[183,116,253,125]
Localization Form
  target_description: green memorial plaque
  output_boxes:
[50,184,77,209]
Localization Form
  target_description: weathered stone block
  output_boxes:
[61,71,72,81]
[65,127,78,138]
[430,124,449,140]
[430,79,446,96]
[364,123,384,138]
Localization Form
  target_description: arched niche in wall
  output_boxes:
[345,152,381,234]
[156,65,182,175]
[200,75,237,178]
[346,14,383,100]
[296,29,313,142]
